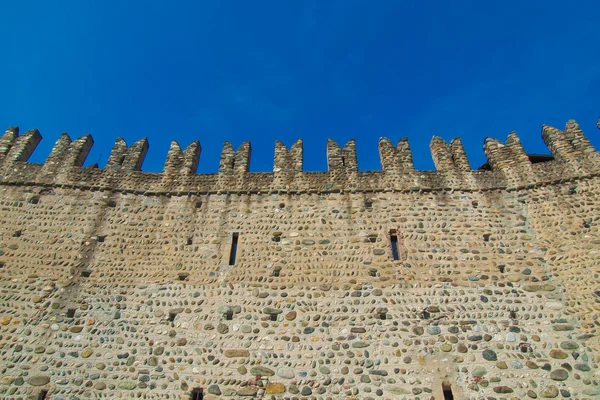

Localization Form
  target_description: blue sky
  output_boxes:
[1,1,599,173]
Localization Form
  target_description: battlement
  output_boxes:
[0,119,598,194]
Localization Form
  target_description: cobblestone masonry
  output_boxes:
[0,120,599,399]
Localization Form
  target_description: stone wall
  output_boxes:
[0,120,599,399]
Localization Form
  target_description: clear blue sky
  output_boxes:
[1,1,599,172]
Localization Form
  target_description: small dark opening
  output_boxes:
[569,187,577,195]
[106,200,116,208]
[583,220,591,229]
[509,310,517,319]
[279,203,285,209]
[225,310,233,320]
[228,233,239,265]
[178,273,189,281]
[66,308,76,318]
[195,201,202,209]
[369,269,377,277]
[97,235,106,243]
[0,262,5,269]
[37,389,49,400]
[341,156,346,166]
[273,268,281,277]
[29,197,40,205]
[81,270,92,278]
[365,199,373,209]
[498,265,505,273]
[483,233,491,242]
[191,387,204,400]
[472,201,478,208]
[390,230,400,261]
[187,237,193,245]
[368,236,376,243]
[168,312,177,322]
[13,230,22,238]
[270,313,278,321]
[419,310,430,320]
[272,236,281,243]
[442,383,454,400]
[379,313,387,320]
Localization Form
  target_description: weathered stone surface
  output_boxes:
[266,383,285,394]
[29,376,50,386]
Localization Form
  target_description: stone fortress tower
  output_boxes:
[0,119,599,399]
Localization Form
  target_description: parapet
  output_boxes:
[0,118,598,194]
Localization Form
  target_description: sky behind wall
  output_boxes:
[1,1,599,173]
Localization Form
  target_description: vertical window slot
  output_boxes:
[390,230,400,261]
[191,387,204,400]
[228,233,239,265]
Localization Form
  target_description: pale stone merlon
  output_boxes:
[378,137,414,171]
[327,139,357,173]
[106,138,149,171]
[43,133,94,175]
[219,141,251,174]
[273,139,303,174]
[542,120,595,160]
[430,136,470,171]
[483,132,530,172]
[163,140,201,176]
[0,128,42,166]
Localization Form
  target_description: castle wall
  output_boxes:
[0,120,598,399]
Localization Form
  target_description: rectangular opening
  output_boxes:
[228,233,239,265]
[195,201,203,209]
[225,310,233,320]
[270,314,278,321]
[37,390,49,400]
[273,268,281,277]
[369,269,377,277]
[341,156,346,166]
[66,308,76,318]
[272,236,280,243]
[498,265,505,273]
[365,199,372,209]
[442,383,454,400]
[187,237,193,245]
[390,230,400,261]
[379,313,387,320]
[81,270,92,278]
[168,312,177,322]
[97,235,106,243]
[13,230,22,238]
[191,387,204,400]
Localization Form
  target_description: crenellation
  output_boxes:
[430,136,470,172]
[327,138,358,173]
[378,136,415,172]
[106,137,149,171]
[0,126,19,159]
[163,140,201,176]
[542,119,595,160]
[1,128,42,168]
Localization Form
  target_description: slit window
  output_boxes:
[442,382,454,400]
[228,233,239,265]
[379,313,387,320]
[191,387,204,400]
[365,199,373,209]
[341,156,346,166]
[168,312,177,322]
[390,230,400,261]
[37,390,49,400]
[66,308,76,318]
[225,310,233,320]
[187,237,193,245]
[195,201,203,209]
[270,313,278,321]
[81,270,92,278]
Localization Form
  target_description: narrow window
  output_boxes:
[97,235,106,243]
[228,233,239,265]
[379,313,387,320]
[191,387,204,400]
[279,203,285,209]
[66,308,76,318]
[341,156,346,166]
[0,262,5,269]
[13,230,22,238]
[81,270,92,278]
[168,312,177,322]
[365,199,373,209]
[195,201,203,209]
[187,237,193,245]
[390,230,400,261]
[483,233,491,242]
[498,265,505,273]
[37,390,49,400]
[225,310,233,321]
[442,382,454,400]
[419,309,430,320]
[273,268,281,277]
[270,313,278,321]
[369,269,377,277]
